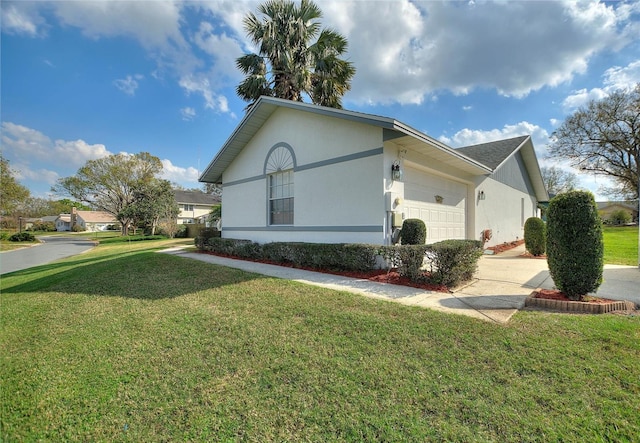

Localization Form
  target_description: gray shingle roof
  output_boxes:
[455,135,529,171]
[173,190,220,205]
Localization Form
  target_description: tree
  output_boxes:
[236,0,355,109]
[540,166,578,196]
[548,84,640,201]
[0,156,30,216]
[120,179,179,236]
[52,152,163,235]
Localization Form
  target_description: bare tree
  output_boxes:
[541,166,578,196]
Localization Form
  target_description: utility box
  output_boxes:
[392,212,404,228]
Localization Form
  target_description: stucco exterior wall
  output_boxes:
[474,176,538,246]
[222,107,386,244]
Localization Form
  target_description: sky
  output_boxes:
[2,0,640,202]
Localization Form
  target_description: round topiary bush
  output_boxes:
[401,218,426,245]
[524,217,546,256]
[546,190,603,300]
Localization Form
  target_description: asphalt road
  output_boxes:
[0,236,96,275]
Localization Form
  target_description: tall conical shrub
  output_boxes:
[546,191,603,300]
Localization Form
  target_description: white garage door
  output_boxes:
[403,167,467,243]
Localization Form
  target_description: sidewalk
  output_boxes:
[160,245,639,324]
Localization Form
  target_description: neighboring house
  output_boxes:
[597,201,638,223]
[199,96,548,247]
[174,190,220,224]
[56,208,120,232]
[56,214,72,231]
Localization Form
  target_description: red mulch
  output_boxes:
[532,288,616,304]
[486,239,525,254]
[196,250,450,293]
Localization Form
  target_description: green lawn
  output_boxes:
[603,225,639,266]
[2,239,639,441]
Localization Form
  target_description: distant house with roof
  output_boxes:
[597,201,638,224]
[199,96,548,247]
[174,190,220,225]
[56,208,120,232]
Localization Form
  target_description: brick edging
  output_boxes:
[525,289,636,314]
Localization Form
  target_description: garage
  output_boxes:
[403,167,467,243]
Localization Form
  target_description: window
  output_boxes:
[269,170,294,225]
[183,204,194,211]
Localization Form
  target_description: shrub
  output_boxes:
[396,245,430,281]
[608,209,631,225]
[425,240,483,287]
[71,224,86,232]
[524,217,546,256]
[401,218,426,245]
[546,191,603,300]
[194,227,221,248]
[9,232,36,242]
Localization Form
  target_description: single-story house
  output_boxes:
[174,190,220,225]
[597,201,638,224]
[56,208,120,232]
[199,96,548,247]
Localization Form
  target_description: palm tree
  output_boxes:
[236,0,355,109]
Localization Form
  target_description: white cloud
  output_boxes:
[562,59,640,110]
[180,107,197,121]
[179,75,230,113]
[318,0,636,104]
[113,74,144,96]
[439,121,550,154]
[0,2,46,37]
[1,122,111,169]
[160,159,200,185]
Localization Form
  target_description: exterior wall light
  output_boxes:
[478,190,486,200]
[391,161,402,181]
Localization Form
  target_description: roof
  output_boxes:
[76,211,117,223]
[597,201,638,211]
[173,190,220,205]
[457,135,548,202]
[456,136,529,170]
[199,96,491,184]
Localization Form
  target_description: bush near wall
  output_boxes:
[400,219,426,245]
[196,238,484,289]
[524,217,546,256]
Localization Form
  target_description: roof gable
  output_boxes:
[199,96,491,184]
[455,136,529,170]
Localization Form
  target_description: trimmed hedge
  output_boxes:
[196,237,483,288]
[426,240,484,287]
[524,217,546,256]
[546,191,603,300]
[401,218,426,245]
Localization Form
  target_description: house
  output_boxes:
[56,208,120,232]
[174,190,220,224]
[199,96,548,247]
[597,201,638,224]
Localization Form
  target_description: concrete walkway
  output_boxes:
[160,245,639,324]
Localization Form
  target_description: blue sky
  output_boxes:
[2,0,640,201]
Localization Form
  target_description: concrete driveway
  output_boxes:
[0,236,96,275]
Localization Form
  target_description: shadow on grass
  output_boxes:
[1,250,265,300]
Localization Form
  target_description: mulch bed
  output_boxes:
[196,250,450,293]
[532,288,615,304]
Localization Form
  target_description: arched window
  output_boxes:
[264,144,295,225]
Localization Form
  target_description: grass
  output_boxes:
[2,239,639,441]
[603,225,639,266]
